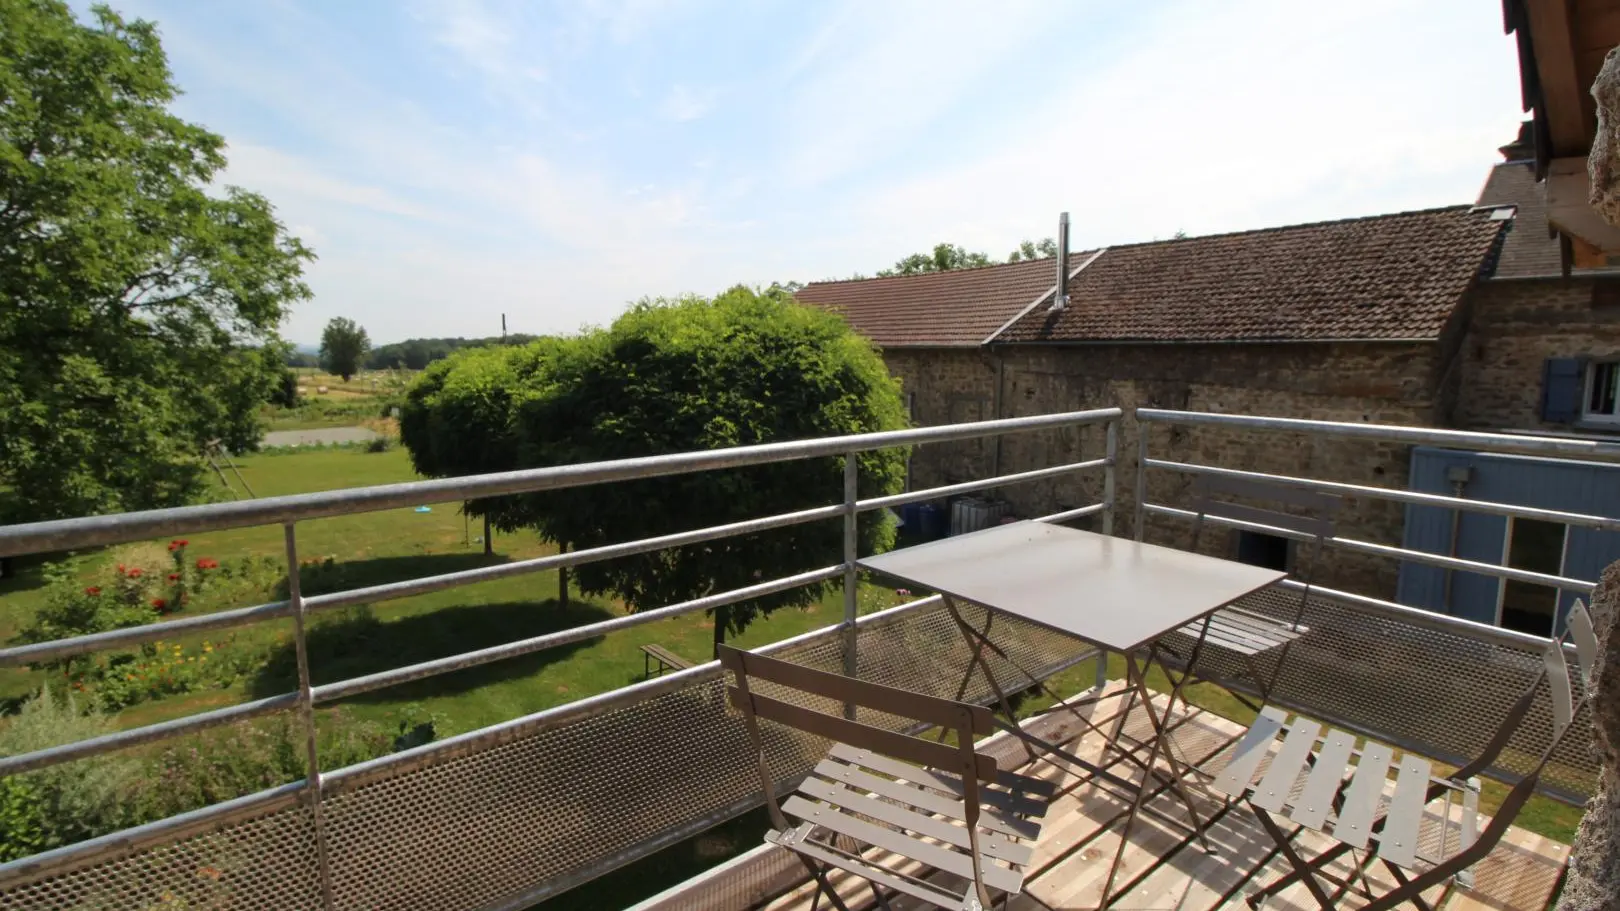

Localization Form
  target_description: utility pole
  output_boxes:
[500,313,506,342]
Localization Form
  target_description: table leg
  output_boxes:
[943,596,1034,761]
[1098,647,1217,908]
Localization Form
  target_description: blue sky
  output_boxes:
[95,0,1525,345]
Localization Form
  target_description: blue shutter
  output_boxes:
[1540,358,1585,423]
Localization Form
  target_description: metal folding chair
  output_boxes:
[1211,599,1598,911]
[1164,473,1341,711]
[719,644,1056,911]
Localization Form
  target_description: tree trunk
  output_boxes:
[1558,560,1620,911]
[558,542,569,606]
[712,605,727,659]
[1590,47,1620,228]
[483,514,492,556]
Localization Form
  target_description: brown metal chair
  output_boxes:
[1210,598,1598,911]
[718,644,1056,911]
[1165,472,1341,711]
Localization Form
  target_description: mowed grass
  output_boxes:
[0,445,898,745]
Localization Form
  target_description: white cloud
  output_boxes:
[802,0,1521,270]
[659,84,714,122]
[145,0,1526,344]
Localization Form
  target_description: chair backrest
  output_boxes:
[1424,599,1600,884]
[718,644,999,785]
[1191,472,1341,541]
[717,646,1005,911]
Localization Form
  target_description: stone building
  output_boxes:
[798,167,1620,633]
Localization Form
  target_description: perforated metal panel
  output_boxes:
[0,598,1091,911]
[1161,586,1598,801]
[0,801,322,911]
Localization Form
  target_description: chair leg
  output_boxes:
[1252,806,1338,911]
[866,879,894,911]
[796,854,853,911]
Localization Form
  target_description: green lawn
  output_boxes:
[0,445,1584,911]
[0,445,899,745]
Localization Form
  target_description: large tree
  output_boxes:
[0,0,312,522]
[319,317,369,381]
[400,287,909,652]
[517,287,908,653]
[877,243,994,276]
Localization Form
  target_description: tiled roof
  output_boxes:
[1475,161,1564,279]
[795,253,1094,348]
[997,206,1508,344]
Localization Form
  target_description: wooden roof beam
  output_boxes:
[1527,0,1591,156]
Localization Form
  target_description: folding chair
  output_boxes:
[719,644,1056,911]
[1210,599,1598,911]
[1163,473,1341,712]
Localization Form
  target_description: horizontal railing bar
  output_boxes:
[1146,457,1620,532]
[0,692,299,777]
[0,599,294,668]
[857,459,1108,512]
[1137,408,1620,462]
[313,565,844,704]
[1272,578,1556,651]
[0,503,850,667]
[324,594,945,797]
[1034,503,1108,524]
[1144,504,1596,591]
[306,503,846,613]
[0,780,307,891]
[0,408,1122,557]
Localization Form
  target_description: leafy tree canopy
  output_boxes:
[0,0,312,521]
[1007,237,1059,263]
[319,317,369,381]
[401,286,908,649]
[877,242,995,277]
[367,334,538,371]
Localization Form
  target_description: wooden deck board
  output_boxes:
[754,686,1568,911]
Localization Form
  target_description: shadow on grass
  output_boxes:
[249,597,616,703]
[272,551,516,600]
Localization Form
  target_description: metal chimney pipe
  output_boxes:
[1053,212,1071,311]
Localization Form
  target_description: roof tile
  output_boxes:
[795,254,1089,348]
[999,205,1507,343]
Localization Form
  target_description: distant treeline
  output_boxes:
[283,335,539,371]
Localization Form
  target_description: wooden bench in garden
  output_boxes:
[640,643,693,679]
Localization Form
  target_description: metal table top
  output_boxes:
[858,521,1286,653]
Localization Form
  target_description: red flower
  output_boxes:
[167,573,180,581]
[196,558,219,571]
[167,539,189,552]
[84,586,101,596]
[151,598,168,610]
[127,568,143,579]
[116,563,126,574]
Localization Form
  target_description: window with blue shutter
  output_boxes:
[1540,358,1585,423]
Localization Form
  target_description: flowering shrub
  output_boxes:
[93,639,259,712]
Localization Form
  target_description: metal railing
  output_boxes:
[0,406,1612,911]
[0,407,1123,909]
[1134,408,1620,597]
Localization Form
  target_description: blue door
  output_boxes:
[1397,447,1620,635]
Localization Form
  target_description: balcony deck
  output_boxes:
[754,685,1568,911]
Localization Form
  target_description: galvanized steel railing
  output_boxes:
[0,407,1123,909]
[0,406,1612,911]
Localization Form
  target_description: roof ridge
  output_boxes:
[804,250,1097,288]
[1096,204,1484,252]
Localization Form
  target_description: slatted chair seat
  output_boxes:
[1160,473,1340,713]
[1205,599,1598,911]
[1211,708,1478,873]
[719,645,1056,911]
[1173,607,1308,657]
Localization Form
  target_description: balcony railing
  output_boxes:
[0,407,1607,911]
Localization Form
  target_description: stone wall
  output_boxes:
[1452,277,1620,432]
[881,341,1447,599]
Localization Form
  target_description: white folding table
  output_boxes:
[859,521,1285,907]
